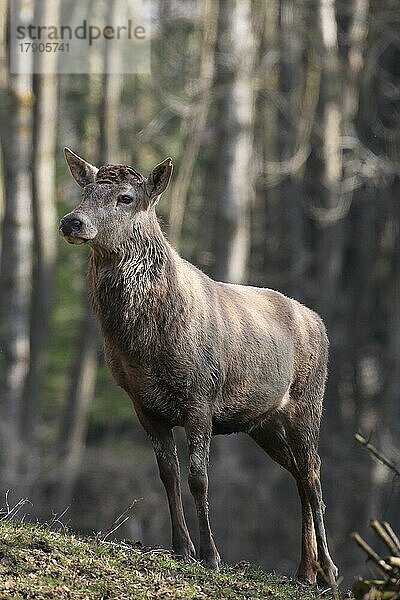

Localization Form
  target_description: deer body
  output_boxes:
[88,226,310,431]
[60,149,338,585]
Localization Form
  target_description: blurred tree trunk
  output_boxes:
[385,176,400,449]
[212,0,257,283]
[56,297,98,510]
[100,0,124,164]
[56,3,123,507]
[0,2,6,235]
[55,71,101,509]
[23,0,61,450]
[343,0,369,130]
[314,0,344,457]
[342,0,370,432]
[168,0,219,247]
[279,1,306,300]
[316,0,343,324]
[209,0,259,567]
[251,0,279,286]
[0,0,33,488]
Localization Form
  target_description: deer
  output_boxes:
[59,148,338,585]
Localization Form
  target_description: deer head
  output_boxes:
[59,148,173,251]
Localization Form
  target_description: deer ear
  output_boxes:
[64,147,98,187]
[145,158,173,203]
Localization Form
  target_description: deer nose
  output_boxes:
[59,216,83,235]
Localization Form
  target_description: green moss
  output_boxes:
[0,520,344,599]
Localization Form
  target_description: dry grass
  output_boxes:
[0,520,342,599]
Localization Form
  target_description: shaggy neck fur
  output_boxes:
[88,214,186,357]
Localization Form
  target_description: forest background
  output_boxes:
[0,0,399,584]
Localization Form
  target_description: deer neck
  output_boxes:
[87,222,183,352]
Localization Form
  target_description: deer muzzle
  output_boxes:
[59,212,98,244]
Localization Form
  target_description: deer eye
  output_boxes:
[117,194,133,205]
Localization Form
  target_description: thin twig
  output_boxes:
[98,499,142,543]
[113,499,141,525]
[101,515,130,542]
[0,497,32,522]
[48,506,70,531]
[355,433,400,477]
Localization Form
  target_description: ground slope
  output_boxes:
[0,520,340,599]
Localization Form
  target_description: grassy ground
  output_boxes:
[0,520,343,599]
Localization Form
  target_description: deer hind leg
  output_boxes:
[250,423,318,584]
[297,450,338,586]
[296,480,318,583]
[284,412,338,586]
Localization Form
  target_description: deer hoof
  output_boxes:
[295,565,317,585]
[201,551,221,570]
[316,561,338,587]
[174,539,196,561]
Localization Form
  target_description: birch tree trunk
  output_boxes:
[212,0,257,284]
[23,0,61,449]
[209,0,258,565]
[316,0,343,323]
[168,0,218,247]
[0,0,33,489]
[343,0,369,129]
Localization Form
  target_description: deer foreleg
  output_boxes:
[136,409,195,559]
[185,411,220,569]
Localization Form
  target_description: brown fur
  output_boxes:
[60,148,338,583]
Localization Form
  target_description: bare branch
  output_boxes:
[351,532,393,575]
[382,522,400,555]
[370,520,400,558]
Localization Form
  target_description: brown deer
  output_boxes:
[60,148,338,585]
